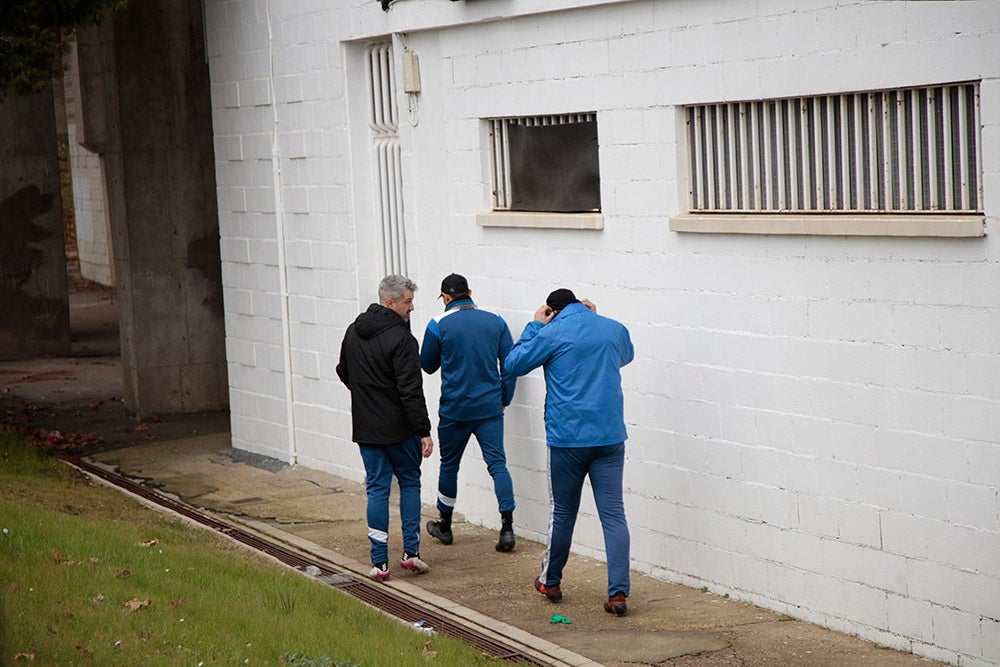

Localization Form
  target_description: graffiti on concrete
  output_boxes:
[0,185,55,285]
[0,184,69,359]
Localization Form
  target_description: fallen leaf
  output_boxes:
[75,645,93,659]
[92,595,105,603]
[52,549,66,562]
[134,424,148,431]
[139,539,158,547]
[171,598,186,609]
[13,652,34,660]
[63,610,74,619]
[123,598,151,612]
[422,641,437,659]
[9,582,19,592]
[89,558,100,565]
[115,570,131,579]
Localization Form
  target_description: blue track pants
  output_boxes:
[359,437,422,565]
[539,443,630,597]
[436,415,515,514]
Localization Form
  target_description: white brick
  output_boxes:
[897,472,950,522]
[740,446,780,487]
[842,581,888,630]
[983,617,1000,665]
[947,482,999,532]
[932,605,982,656]
[815,459,859,502]
[887,593,934,643]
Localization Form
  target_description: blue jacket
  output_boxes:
[420,298,516,422]
[505,302,634,448]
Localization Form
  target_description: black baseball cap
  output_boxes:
[546,288,579,312]
[440,273,470,297]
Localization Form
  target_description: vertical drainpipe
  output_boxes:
[265,0,297,464]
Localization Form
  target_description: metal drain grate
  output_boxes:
[65,455,544,665]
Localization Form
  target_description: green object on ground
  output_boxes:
[550,614,572,624]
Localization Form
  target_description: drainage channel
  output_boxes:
[64,455,545,666]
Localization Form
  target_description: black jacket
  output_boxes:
[336,304,431,445]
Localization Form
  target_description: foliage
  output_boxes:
[0,430,503,666]
[0,0,127,98]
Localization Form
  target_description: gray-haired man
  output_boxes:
[336,274,435,582]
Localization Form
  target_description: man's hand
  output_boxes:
[534,304,555,324]
[581,298,597,313]
[421,436,434,458]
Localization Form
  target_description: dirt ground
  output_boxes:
[0,274,949,667]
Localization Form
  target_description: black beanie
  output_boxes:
[546,288,579,312]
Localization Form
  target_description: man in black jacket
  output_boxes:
[337,274,435,582]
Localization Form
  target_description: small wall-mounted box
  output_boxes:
[402,50,421,93]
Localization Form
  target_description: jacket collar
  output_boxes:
[444,297,476,312]
[553,301,589,320]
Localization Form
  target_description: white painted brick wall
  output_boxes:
[206,1,1000,664]
[63,45,114,286]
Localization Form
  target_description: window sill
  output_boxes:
[477,211,604,230]
[669,214,985,238]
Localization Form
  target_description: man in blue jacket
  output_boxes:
[420,274,518,552]
[505,288,634,616]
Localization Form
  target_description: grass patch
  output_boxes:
[0,430,502,666]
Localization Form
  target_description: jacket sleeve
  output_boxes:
[497,317,516,406]
[618,323,635,368]
[394,333,432,437]
[503,320,550,377]
[335,327,352,388]
[419,319,441,374]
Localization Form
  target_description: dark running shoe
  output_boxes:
[495,527,515,552]
[534,576,562,602]
[605,592,628,616]
[368,562,390,582]
[426,520,454,545]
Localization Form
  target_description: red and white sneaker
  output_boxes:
[368,562,391,582]
[400,552,429,574]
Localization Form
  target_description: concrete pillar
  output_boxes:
[0,89,71,360]
[77,0,227,417]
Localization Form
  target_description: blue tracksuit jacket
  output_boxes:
[420,298,516,421]
[504,302,634,447]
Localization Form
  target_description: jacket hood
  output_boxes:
[355,303,408,339]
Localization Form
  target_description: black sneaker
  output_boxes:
[604,592,627,616]
[426,519,453,545]
[368,562,390,582]
[495,527,515,552]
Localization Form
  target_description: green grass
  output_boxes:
[0,430,503,666]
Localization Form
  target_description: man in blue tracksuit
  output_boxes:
[420,274,519,551]
[504,288,634,616]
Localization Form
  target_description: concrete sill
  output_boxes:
[669,214,985,237]
[477,211,604,230]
